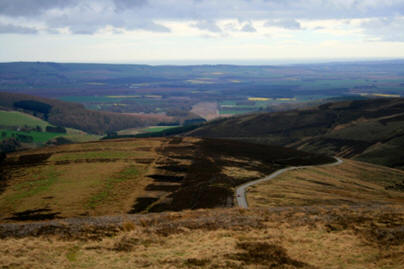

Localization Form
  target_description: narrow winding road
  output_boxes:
[236,157,344,208]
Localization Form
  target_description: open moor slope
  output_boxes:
[188,98,404,169]
[0,137,333,222]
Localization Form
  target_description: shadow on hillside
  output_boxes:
[128,138,334,214]
[6,209,60,221]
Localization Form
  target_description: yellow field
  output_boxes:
[248,97,271,101]
[276,97,296,101]
[359,93,401,98]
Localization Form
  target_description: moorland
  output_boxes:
[0,60,404,268]
[187,97,404,169]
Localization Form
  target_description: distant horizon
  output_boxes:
[2,57,404,66]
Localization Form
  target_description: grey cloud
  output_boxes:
[0,0,77,17]
[241,23,256,32]
[65,19,170,34]
[265,19,302,30]
[0,23,37,34]
[44,1,170,34]
[114,0,148,11]
[191,20,222,32]
[0,0,404,35]
[223,21,256,33]
[1,0,404,19]
[361,17,404,42]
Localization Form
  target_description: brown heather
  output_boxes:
[0,138,403,268]
[0,206,403,268]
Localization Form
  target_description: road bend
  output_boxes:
[236,157,343,208]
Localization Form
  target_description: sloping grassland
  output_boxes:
[187,98,404,169]
[0,137,333,222]
[247,159,404,207]
[0,138,403,268]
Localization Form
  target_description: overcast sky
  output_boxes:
[1,0,404,63]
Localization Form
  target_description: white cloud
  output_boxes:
[1,0,404,61]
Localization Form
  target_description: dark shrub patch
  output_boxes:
[128,197,159,214]
[6,209,60,221]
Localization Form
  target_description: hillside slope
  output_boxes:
[0,92,154,134]
[188,98,404,169]
[247,158,404,207]
[0,137,333,222]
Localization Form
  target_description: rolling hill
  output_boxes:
[1,108,403,268]
[0,137,333,222]
[0,92,160,134]
[187,98,404,169]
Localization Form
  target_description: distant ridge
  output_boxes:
[187,97,404,169]
[0,92,150,134]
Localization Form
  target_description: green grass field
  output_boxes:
[118,126,180,136]
[0,129,64,143]
[59,95,157,104]
[219,110,249,115]
[58,96,119,103]
[140,126,179,133]
[218,98,302,115]
[0,111,101,144]
[0,111,50,128]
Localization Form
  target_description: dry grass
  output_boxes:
[247,159,404,207]
[0,206,403,268]
[222,166,263,180]
[0,138,163,221]
[2,138,404,267]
